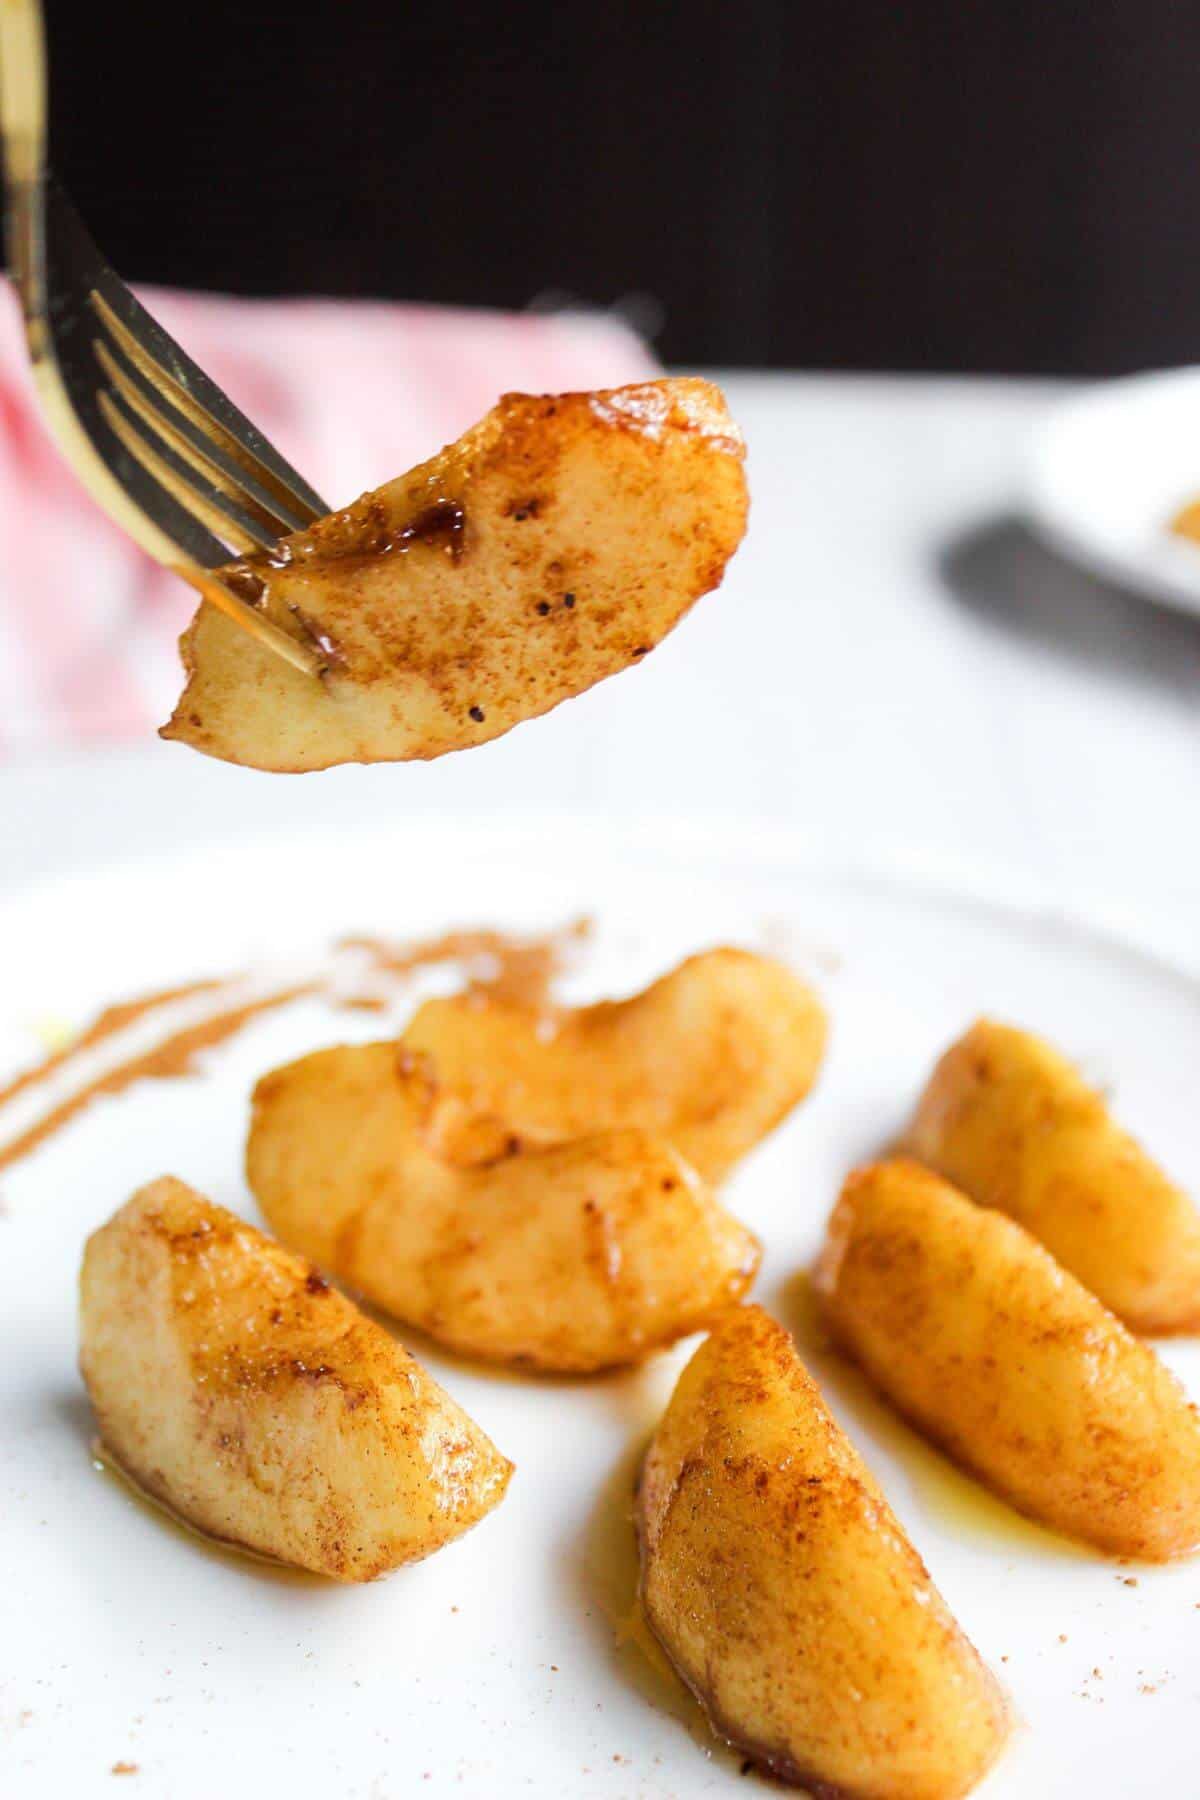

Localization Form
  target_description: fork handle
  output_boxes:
[0,0,48,318]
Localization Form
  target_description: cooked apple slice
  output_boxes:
[162,378,747,770]
[637,1305,1009,1799]
[905,1017,1200,1334]
[247,1046,760,1372]
[400,947,827,1185]
[817,1159,1200,1559]
[79,1177,512,1579]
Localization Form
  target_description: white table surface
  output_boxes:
[1,371,1197,955]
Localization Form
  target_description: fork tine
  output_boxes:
[28,183,281,570]
[96,390,268,557]
[177,566,328,679]
[90,280,330,527]
[95,345,281,552]
[92,394,330,673]
[81,396,327,674]
[1,2,328,681]
[89,293,324,536]
[82,270,329,529]
[92,332,311,544]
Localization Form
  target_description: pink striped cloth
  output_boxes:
[0,288,657,751]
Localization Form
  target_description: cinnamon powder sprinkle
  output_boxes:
[339,919,590,1013]
[0,922,589,1175]
[0,986,316,1175]
[0,978,225,1115]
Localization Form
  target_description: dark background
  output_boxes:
[38,0,1200,372]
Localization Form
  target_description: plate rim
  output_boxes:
[0,811,1193,994]
[1026,366,1200,618]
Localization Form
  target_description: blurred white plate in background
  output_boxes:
[2,818,1199,1798]
[1028,367,1200,615]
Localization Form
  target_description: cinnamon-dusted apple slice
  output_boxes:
[400,947,827,1185]
[815,1159,1200,1559]
[905,1018,1200,1334]
[163,378,747,770]
[247,1047,760,1373]
[638,1306,1009,1798]
[79,1178,512,1579]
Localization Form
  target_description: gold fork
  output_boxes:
[0,0,328,676]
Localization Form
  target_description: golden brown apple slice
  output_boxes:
[79,1177,512,1579]
[905,1018,1200,1334]
[163,378,747,770]
[815,1159,1200,1560]
[637,1306,1010,1799]
[247,1046,760,1372]
[400,947,827,1186]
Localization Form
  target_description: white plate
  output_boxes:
[1028,368,1200,615]
[2,818,1199,1799]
